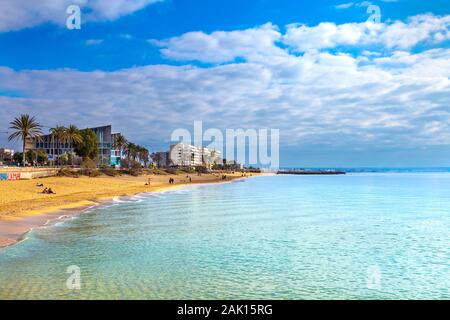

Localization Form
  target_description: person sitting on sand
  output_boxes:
[41,187,48,194]
[47,188,55,194]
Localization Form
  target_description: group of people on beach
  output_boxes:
[168,178,175,184]
[36,183,55,194]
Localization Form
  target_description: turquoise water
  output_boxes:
[0,174,449,299]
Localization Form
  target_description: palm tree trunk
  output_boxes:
[22,138,26,167]
[51,134,54,167]
[70,141,73,166]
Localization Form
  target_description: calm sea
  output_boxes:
[0,173,449,299]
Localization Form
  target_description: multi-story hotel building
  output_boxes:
[169,143,222,167]
[28,125,122,166]
[0,148,14,164]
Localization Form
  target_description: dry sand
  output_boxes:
[0,172,253,247]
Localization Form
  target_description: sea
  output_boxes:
[0,169,449,299]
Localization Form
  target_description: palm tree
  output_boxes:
[139,146,149,167]
[113,134,127,155]
[151,152,162,167]
[50,126,67,166]
[8,114,43,166]
[66,125,82,165]
[125,142,138,161]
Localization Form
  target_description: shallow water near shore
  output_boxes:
[1,174,449,299]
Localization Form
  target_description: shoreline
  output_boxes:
[0,173,261,249]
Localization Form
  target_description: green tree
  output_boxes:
[74,129,99,161]
[50,125,67,166]
[36,149,49,165]
[151,152,162,168]
[58,153,69,166]
[138,145,150,167]
[125,142,138,161]
[66,125,82,165]
[113,133,127,153]
[13,152,23,165]
[8,114,43,166]
[25,149,48,166]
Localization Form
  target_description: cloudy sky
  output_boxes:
[0,0,449,167]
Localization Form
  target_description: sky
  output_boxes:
[0,0,449,167]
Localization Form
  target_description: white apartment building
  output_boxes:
[169,143,222,167]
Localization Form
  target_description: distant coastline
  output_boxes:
[277,167,450,173]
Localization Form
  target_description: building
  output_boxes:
[170,143,202,167]
[90,125,115,166]
[153,151,170,167]
[0,148,14,165]
[110,133,123,167]
[202,148,222,168]
[28,125,122,167]
[169,143,222,167]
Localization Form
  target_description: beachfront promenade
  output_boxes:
[0,167,61,180]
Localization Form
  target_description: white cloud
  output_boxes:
[334,1,379,10]
[85,39,104,46]
[150,23,286,64]
[335,2,355,10]
[151,14,450,62]
[1,13,449,160]
[1,47,449,152]
[0,0,162,32]
[283,22,373,52]
[284,14,450,51]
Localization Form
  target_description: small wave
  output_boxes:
[148,194,166,199]
[132,194,149,199]
[113,197,127,203]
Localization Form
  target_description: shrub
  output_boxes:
[127,160,142,176]
[81,157,97,176]
[89,170,102,177]
[165,167,177,175]
[150,168,168,175]
[58,168,81,177]
[195,166,208,174]
[100,167,119,177]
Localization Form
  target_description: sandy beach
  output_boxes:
[0,172,254,247]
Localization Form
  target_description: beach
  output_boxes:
[0,172,254,247]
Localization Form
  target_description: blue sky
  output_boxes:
[0,0,449,167]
